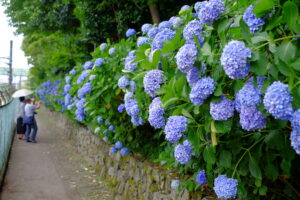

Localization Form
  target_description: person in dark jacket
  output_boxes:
[16,96,26,139]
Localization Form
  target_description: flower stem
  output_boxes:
[211,120,218,146]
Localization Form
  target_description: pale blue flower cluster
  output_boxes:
[126,28,136,37]
[137,37,150,47]
[124,51,138,71]
[290,129,300,155]
[89,75,96,81]
[221,40,251,79]
[180,5,190,11]
[99,43,107,51]
[210,97,234,120]
[120,147,130,156]
[124,92,143,126]
[118,76,130,89]
[75,98,85,122]
[240,106,266,131]
[64,84,71,93]
[64,94,72,106]
[78,82,92,98]
[174,143,192,164]
[243,5,265,34]
[194,1,205,13]
[165,116,187,143]
[129,81,136,93]
[169,16,182,29]
[151,28,175,50]
[183,20,204,45]
[263,81,294,120]
[214,175,238,199]
[77,70,88,84]
[94,58,104,67]
[118,104,125,113]
[141,23,152,35]
[115,141,123,149]
[190,77,215,105]
[83,61,93,70]
[186,67,200,87]
[148,97,165,129]
[291,110,300,130]
[196,170,206,185]
[65,76,71,84]
[97,116,103,124]
[235,84,261,112]
[158,21,172,30]
[109,125,115,131]
[198,0,224,24]
[108,47,116,55]
[148,27,160,38]
[175,43,198,73]
[69,69,76,75]
[110,146,118,153]
[143,70,164,97]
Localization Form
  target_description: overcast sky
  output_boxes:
[0,4,29,83]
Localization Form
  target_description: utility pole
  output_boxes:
[8,40,13,86]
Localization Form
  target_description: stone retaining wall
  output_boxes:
[46,108,205,200]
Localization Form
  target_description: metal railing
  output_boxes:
[0,84,14,106]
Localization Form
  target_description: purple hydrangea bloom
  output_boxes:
[118,76,130,89]
[115,141,123,149]
[183,139,193,149]
[143,70,164,97]
[196,170,206,185]
[165,116,187,143]
[194,1,206,13]
[240,106,266,131]
[131,116,143,127]
[137,37,150,47]
[174,144,192,164]
[171,180,180,189]
[64,84,71,93]
[243,5,265,34]
[180,5,190,11]
[247,76,265,92]
[151,28,175,50]
[290,129,300,155]
[83,61,93,70]
[158,21,172,30]
[148,97,165,129]
[141,23,152,35]
[176,43,198,73]
[291,110,300,130]
[124,51,138,71]
[118,104,125,113]
[99,43,107,51]
[97,116,103,124]
[75,99,85,121]
[198,0,224,24]
[235,84,261,112]
[110,146,118,153]
[186,67,200,87]
[263,81,294,120]
[108,47,116,55]
[78,82,92,98]
[94,58,104,67]
[77,70,88,84]
[64,94,72,106]
[148,27,160,38]
[109,125,115,131]
[125,99,140,117]
[169,16,182,29]
[183,20,204,45]
[69,69,76,75]
[126,28,136,37]
[221,41,251,79]
[120,147,130,156]
[210,97,235,120]
[190,77,215,105]
[214,175,238,199]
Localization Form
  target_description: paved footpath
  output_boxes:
[1,108,112,200]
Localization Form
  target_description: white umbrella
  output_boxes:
[12,89,33,98]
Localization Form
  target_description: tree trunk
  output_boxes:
[148,3,160,25]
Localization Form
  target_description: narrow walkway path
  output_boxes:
[1,108,112,200]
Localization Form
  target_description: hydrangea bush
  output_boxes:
[37,1,300,199]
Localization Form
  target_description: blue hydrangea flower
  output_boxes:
[263,81,294,120]
[148,27,160,38]
[176,43,198,73]
[137,37,150,47]
[210,97,235,120]
[169,16,182,29]
[290,129,300,155]
[120,147,130,156]
[97,116,103,124]
[143,70,164,97]
[78,82,92,98]
[194,1,206,13]
[183,20,204,45]
[110,146,118,153]
[148,97,165,129]
[126,28,136,37]
[240,106,266,131]
[124,51,138,71]
[109,125,115,131]
[115,141,123,149]
[183,139,193,149]
[141,23,152,35]
[65,76,71,84]
[94,58,104,67]
[151,28,175,50]
[125,99,140,117]
[75,98,85,121]
[124,91,134,101]
[103,129,108,135]
[131,116,143,127]
[77,70,88,84]
[198,0,224,24]
[99,43,107,51]
[235,84,261,112]
[83,61,93,70]
[103,136,108,143]
[247,76,265,93]
[196,170,206,185]
[243,5,265,34]
[64,94,72,106]
[108,47,116,55]
[165,116,187,143]
[180,5,190,11]
[69,69,76,75]
[158,21,172,30]
[291,110,300,130]
[214,175,238,199]
[174,144,192,164]
[64,84,71,93]
[118,104,125,113]
[221,40,251,79]
[171,180,180,189]
[89,75,96,81]
[190,77,215,105]
[186,67,200,87]
[118,76,130,89]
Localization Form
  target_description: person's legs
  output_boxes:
[25,124,32,142]
[30,118,38,142]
